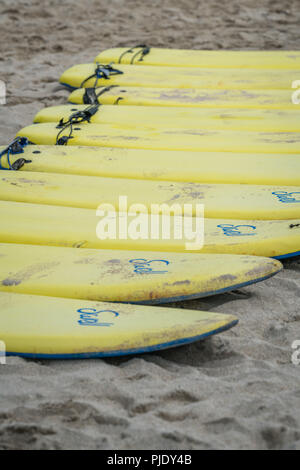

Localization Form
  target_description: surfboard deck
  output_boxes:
[0,243,282,303]
[0,201,298,259]
[2,143,300,186]
[68,86,297,111]
[17,122,300,154]
[2,168,300,220]
[59,63,295,91]
[0,291,238,359]
[33,104,300,133]
[95,47,300,70]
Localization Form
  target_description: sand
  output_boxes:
[0,0,300,450]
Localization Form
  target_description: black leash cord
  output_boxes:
[56,104,99,145]
[80,63,123,89]
[0,137,32,171]
[83,85,119,105]
[118,44,151,64]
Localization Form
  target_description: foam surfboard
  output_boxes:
[1,142,300,186]
[95,46,300,70]
[1,169,300,220]
[59,63,295,90]
[68,86,298,111]
[1,167,300,220]
[0,291,239,359]
[17,122,300,154]
[0,243,282,303]
[33,104,300,133]
[0,201,299,259]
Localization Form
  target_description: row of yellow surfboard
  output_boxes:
[0,45,299,359]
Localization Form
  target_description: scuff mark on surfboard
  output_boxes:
[1,261,60,287]
[168,280,191,286]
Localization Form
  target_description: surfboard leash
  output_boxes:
[118,45,151,64]
[55,104,99,145]
[80,63,123,89]
[0,137,32,171]
[83,85,123,105]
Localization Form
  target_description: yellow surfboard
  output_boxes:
[17,122,300,154]
[0,201,299,259]
[69,86,298,111]
[33,104,300,133]
[1,169,300,220]
[0,243,282,303]
[95,46,300,70]
[59,63,295,90]
[2,143,300,186]
[0,291,238,359]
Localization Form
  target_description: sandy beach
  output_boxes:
[0,0,300,450]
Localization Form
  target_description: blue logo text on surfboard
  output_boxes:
[77,308,119,327]
[129,258,170,274]
[217,224,257,237]
[272,191,300,203]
